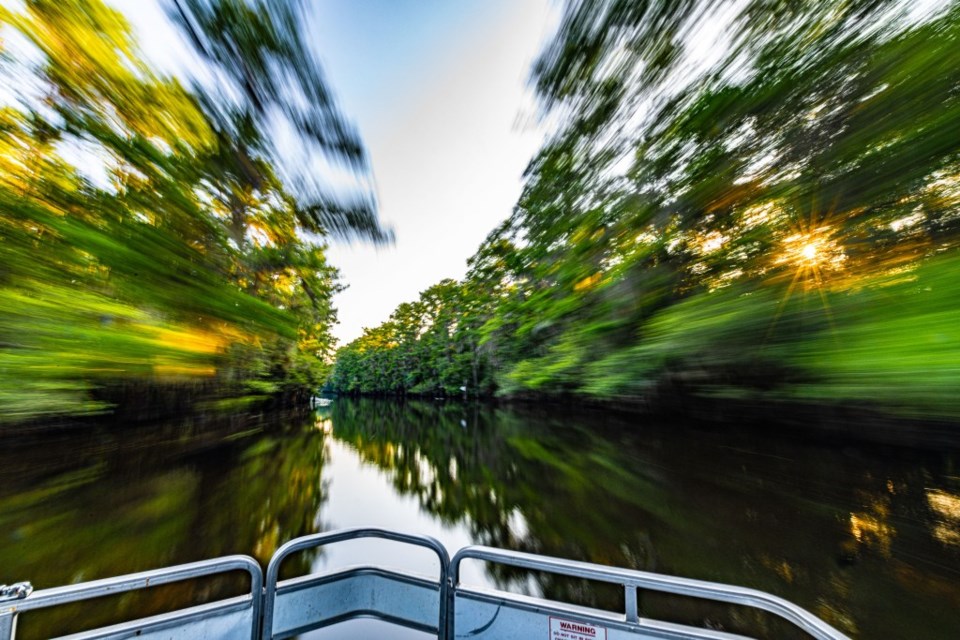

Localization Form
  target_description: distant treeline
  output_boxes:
[0,1,388,422]
[330,0,960,420]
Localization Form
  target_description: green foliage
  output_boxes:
[787,254,960,416]
[0,0,387,421]
[331,0,960,418]
[330,279,490,396]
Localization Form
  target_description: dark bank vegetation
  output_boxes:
[330,0,960,421]
[0,0,388,423]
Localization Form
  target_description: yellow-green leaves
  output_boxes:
[0,0,374,421]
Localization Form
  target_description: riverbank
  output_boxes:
[7,373,958,453]
[331,388,960,452]
[0,380,315,436]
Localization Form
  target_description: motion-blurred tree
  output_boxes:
[330,0,960,419]
[0,0,388,421]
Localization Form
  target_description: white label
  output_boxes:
[549,616,607,640]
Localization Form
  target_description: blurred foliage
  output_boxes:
[0,0,387,421]
[331,0,960,419]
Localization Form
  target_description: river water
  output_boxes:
[1,398,958,639]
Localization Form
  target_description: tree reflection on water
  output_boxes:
[329,399,960,639]
[0,407,328,638]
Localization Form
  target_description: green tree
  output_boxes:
[0,0,387,422]
[330,0,960,419]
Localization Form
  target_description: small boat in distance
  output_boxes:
[0,527,849,640]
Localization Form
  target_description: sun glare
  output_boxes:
[776,224,847,288]
[766,202,850,337]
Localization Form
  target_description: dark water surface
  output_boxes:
[1,399,959,638]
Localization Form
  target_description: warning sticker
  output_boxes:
[548,616,607,640]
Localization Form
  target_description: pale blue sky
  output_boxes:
[311,1,554,344]
[113,0,555,345]
[311,1,494,121]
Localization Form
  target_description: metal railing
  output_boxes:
[262,527,449,639]
[0,555,262,640]
[1,528,850,640]
[449,546,851,640]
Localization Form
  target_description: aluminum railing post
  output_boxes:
[624,584,639,623]
[444,576,455,640]
[0,581,32,640]
[0,611,15,640]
